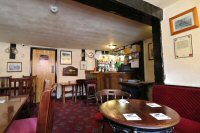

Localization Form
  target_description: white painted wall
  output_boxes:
[0,42,31,77]
[161,0,200,87]
[143,38,155,82]
[0,42,95,98]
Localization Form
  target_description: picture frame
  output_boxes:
[80,61,87,70]
[174,34,193,59]
[169,7,199,35]
[7,62,22,72]
[60,50,72,65]
[148,43,154,60]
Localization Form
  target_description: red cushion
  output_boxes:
[6,118,37,133]
[174,117,200,133]
[95,112,104,121]
[153,85,200,122]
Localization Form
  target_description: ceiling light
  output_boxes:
[108,44,117,50]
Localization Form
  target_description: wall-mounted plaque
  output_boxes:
[63,66,78,76]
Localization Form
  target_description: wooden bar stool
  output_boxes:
[85,79,97,105]
[76,79,86,98]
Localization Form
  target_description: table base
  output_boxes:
[107,119,174,133]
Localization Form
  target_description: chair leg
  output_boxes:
[100,121,105,133]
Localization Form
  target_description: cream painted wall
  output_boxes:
[161,0,200,87]
[0,42,31,77]
[0,42,95,98]
[143,38,155,82]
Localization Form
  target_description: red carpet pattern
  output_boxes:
[52,100,112,133]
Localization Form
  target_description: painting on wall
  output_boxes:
[174,34,193,58]
[7,62,22,72]
[60,50,72,65]
[169,7,199,35]
[148,43,154,60]
[80,61,87,70]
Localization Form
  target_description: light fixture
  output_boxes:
[5,45,18,54]
[5,43,18,59]
[50,0,58,13]
[108,44,117,50]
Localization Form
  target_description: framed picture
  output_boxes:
[7,62,22,72]
[169,7,199,35]
[80,61,87,70]
[60,50,72,65]
[174,34,193,59]
[148,43,154,60]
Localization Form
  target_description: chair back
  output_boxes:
[23,75,37,102]
[43,79,50,92]
[36,87,55,133]
[0,76,11,95]
[9,78,33,96]
[96,89,131,104]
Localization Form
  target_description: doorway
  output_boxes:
[31,48,57,103]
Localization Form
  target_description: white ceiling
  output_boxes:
[144,0,179,8]
[0,0,178,50]
[0,0,152,50]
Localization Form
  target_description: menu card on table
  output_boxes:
[146,103,161,107]
[123,113,142,120]
[0,99,6,103]
[118,99,129,104]
[150,113,171,120]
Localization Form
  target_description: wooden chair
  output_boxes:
[43,79,50,92]
[96,89,131,105]
[95,89,131,132]
[9,77,34,117]
[0,76,11,95]
[23,75,37,103]
[6,87,55,133]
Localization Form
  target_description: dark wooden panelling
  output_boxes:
[75,0,163,25]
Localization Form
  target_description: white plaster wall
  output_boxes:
[143,38,155,82]
[0,42,96,98]
[161,0,200,87]
[0,42,31,77]
[56,48,95,98]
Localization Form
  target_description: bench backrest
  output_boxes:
[153,85,200,122]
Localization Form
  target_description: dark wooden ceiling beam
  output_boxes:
[114,0,163,20]
[74,0,163,25]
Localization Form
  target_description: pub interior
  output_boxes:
[0,0,200,133]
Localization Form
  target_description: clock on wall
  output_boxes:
[88,52,94,58]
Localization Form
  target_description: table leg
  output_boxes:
[62,86,65,104]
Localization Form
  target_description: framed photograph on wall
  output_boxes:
[80,61,87,70]
[169,7,199,35]
[60,50,72,65]
[7,62,22,72]
[148,43,154,60]
[174,34,193,58]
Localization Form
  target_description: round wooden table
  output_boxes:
[100,99,180,132]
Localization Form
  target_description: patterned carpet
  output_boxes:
[52,99,112,133]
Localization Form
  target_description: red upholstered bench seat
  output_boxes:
[153,85,200,133]
[174,117,200,133]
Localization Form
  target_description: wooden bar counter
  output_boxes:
[85,71,135,90]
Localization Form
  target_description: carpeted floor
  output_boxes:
[51,99,112,133]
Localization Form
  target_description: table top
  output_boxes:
[119,81,154,87]
[0,95,28,133]
[100,99,180,130]
[59,82,77,86]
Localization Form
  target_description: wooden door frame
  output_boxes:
[30,47,57,83]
